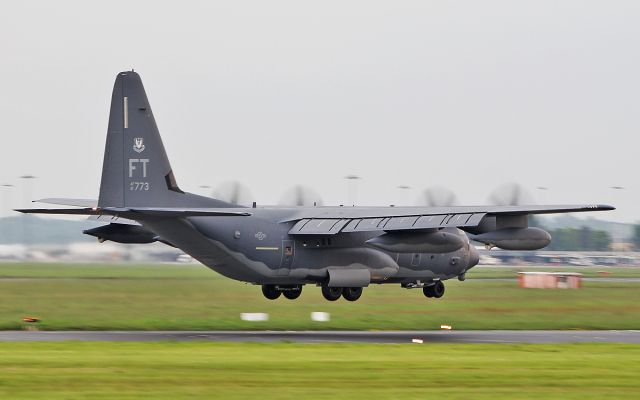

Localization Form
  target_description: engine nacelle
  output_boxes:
[83,223,158,244]
[366,228,466,254]
[469,227,551,250]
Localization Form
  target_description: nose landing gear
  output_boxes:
[423,281,445,299]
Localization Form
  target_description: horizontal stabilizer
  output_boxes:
[35,198,98,208]
[16,207,251,218]
[84,224,159,244]
[103,207,252,217]
[16,207,100,215]
[87,215,139,226]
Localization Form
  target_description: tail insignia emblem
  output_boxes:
[133,137,146,153]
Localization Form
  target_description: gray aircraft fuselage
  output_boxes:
[141,208,475,286]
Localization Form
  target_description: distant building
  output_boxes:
[518,272,582,289]
[611,242,634,252]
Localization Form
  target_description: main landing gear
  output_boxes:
[283,286,302,300]
[261,284,281,300]
[321,286,364,302]
[423,281,445,299]
[261,284,303,300]
[342,287,363,302]
[321,287,342,301]
[262,285,365,301]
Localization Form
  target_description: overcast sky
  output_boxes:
[0,1,637,222]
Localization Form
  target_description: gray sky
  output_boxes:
[0,1,638,222]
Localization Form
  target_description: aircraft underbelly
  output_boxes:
[140,219,264,281]
[287,247,400,283]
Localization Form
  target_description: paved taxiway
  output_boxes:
[1,330,639,343]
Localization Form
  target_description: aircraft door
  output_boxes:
[278,240,294,276]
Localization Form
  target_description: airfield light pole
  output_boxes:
[536,186,549,205]
[344,175,362,206]
[19,175,37,247]
[397,185,412,206]
[531,187,550,229]
[199,185,212,196]
[1,184,14,219]
[609,186,625,252]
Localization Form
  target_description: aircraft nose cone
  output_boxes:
[467,245,480,269]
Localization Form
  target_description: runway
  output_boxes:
[1,330,639,343]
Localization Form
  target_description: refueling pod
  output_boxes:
[469,227,551,250]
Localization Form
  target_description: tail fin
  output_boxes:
[98,71,226,209]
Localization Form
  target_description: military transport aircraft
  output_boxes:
[17,71,614,302]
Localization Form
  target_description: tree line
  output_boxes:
[530,217,613,251]
[545,227,612,251]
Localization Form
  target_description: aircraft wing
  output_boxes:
[286,204,614,235]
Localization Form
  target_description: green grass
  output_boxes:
[0,342,638,399]
[0,262,213,279]
[0,263,639,330]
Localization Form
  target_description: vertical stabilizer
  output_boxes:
[97,71,228,209]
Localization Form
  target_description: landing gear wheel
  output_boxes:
[423,281,445,299]
[342,287,363,302]
[321,286,343,301]
[283,286,303,300]
[432,281,445,298]
[262,284,281,300]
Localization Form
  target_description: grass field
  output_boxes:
[0,262,639,330]
[0,342,638,399]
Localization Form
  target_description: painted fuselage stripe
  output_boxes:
[123,96,129,129]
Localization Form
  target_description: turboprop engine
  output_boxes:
[469,227,551,250]
[365,228,466,253]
